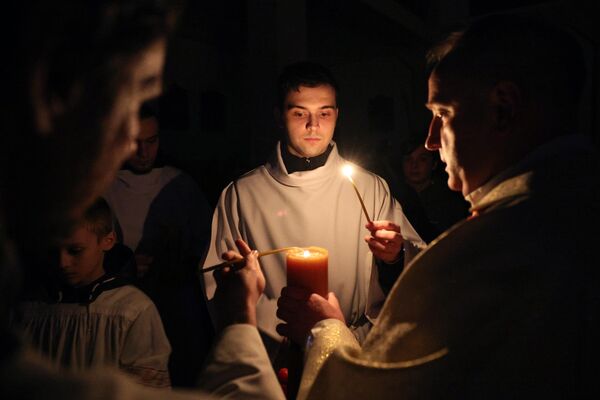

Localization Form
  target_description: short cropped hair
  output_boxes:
[428,14,586,129]
[276,61,340,110]
[82,198,114,239]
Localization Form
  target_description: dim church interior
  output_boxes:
[154,0,598,208]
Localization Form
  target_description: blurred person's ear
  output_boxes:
[100,231,116,252]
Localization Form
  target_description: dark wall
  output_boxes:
[155,0,599,208]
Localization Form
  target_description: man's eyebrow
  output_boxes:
[141,134,159,141]
[425,101,452,110]
[286,104,307,110]
[62,242,84,247]
[286,104,337,110]
[140,75,160,89]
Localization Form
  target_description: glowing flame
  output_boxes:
[303,250,310,258]
[342,164,353,178]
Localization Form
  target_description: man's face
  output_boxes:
[425,70,494,196]
[126,116,159,173]
[58,226,114,287]
[402,145,435,187]
[282,84,338,158]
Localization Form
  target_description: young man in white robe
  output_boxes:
[202,61,425,359]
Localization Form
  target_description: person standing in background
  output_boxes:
[104,102,214,387]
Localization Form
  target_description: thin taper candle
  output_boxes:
[201,246,300,273]
[342,165,372,223]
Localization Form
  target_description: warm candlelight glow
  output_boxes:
[287,247,328,297]
[341,163,372,223]
[342,164,354,178]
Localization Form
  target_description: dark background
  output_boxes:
[154,0,599,207]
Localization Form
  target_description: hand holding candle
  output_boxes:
[342,164,372,224]
[277,246,345,346]
[365,220,404,264]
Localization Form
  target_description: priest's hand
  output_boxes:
[276,287,345,346]
[365,220,404,264]
[213,239,265,330]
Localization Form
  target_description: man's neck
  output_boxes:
[123,165,156,175]
[281,142,333,174]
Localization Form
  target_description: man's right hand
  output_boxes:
[276,287,345,346]
[213,239,265,330]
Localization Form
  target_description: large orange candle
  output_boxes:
[286,247,328,297]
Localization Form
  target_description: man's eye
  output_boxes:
[68,247,83,256]
[436,110,449,119]
[320,112,331,118]
[293,111,306,118]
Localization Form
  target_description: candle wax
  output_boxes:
[286,247,328,297]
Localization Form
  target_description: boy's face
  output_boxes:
[58,226,115,288]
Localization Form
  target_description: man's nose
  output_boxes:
[136,142,148,158]
[425,117,441,150]
[306,114,319,130]
[119,107,141,161]
[59,251,71,269]
[126,108,141,141]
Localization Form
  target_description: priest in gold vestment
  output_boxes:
[276,14,599,399]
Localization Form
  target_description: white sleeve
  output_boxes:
[201,182,243,298]
[119,301,172,388]
[198,324,285,400]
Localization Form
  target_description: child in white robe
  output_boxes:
[17,198,172,388]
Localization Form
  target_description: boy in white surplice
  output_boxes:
[17,198,172,388]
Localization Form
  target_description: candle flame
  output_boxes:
[342,164,354,178]
[303,250,310,258]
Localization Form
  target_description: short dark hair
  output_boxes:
[428,14,585,131]
[83,198,114,239]
[276,61,340,110]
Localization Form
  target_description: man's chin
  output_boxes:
[125,163,153,174]
[299,146,328,159]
